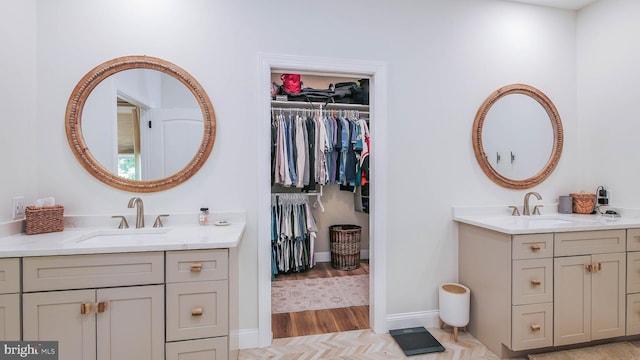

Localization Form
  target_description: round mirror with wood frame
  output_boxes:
[65,55,216,192]
[472,83,563,189]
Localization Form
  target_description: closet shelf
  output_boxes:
[271,100,369,112]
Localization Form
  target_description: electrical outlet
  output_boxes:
[598,187,611,205]
[12,196,25,219]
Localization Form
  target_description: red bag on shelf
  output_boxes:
[281,74,301,94]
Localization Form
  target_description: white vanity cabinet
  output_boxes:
[0,258,21,340]
[165,249,230,360]
[22,252,166,360]
[459,224,628,358]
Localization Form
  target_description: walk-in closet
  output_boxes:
[269,72,371,338]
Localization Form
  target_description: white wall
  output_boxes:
[0,0,38,222]
[1,0,583,335]
[577,0,640,206]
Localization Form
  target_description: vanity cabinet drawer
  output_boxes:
[511,303,553,351]
[23,252,164,292]
[627,293,640,336]
[166,280,229,341]
[0,258,20,294]
[512,258,553,305]
[513,234,553,259]
[166,249,228,283]
[628,229,640,251]
[554,230,625,257]
[166,337,228,360]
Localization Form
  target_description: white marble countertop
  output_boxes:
[453,205,640,234]
[0,211,246,258]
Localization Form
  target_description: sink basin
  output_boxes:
[468,214,601,229]
[68,228,172,246]
[524,218,577,226]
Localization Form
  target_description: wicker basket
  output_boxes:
[569,193,596,214]
[25,205,64,235]
[329,224,361,271]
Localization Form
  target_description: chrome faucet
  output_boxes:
[523,192,542,216]
[127,197,145,228]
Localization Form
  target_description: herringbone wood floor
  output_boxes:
[252,261,505,359]
[239,328,502,359]
[272,261,370,339]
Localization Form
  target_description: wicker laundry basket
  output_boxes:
[329,224,361,271]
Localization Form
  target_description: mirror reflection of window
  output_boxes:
[117,99,141,180]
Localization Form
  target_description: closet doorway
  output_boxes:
[270,72,371,338]
[258,54,388,347]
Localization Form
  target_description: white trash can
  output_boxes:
[438,283,470,341]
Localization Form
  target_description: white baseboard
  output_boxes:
[238,328,260,350]
[315,250,369,263]
[238,310,440,350]
[386,310,441,331]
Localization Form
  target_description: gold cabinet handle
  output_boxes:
[531,279,542,286]
[531,324,541,332]
[190,263,203,272]
[97,301,106,313]
[586,263,602,273]
[530,244,541,251]
[80,303,92,315]
[191,307,203,316]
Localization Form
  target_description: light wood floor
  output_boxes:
[240,327,502,359]
[272,261,370,339]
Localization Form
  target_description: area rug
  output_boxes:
[271,275,369,314]
[528,341,640,360]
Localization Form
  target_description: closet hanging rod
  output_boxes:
[271,108,369,116]
[271,191,321,196]
[270,100,369,112]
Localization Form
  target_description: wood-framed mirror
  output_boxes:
[472,83,563,189]
[65,55,216,192]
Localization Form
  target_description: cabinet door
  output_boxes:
[554,255,591,346]
[627,252,640,294]
[23,290,96,360]
[591,252,625,340]
[627,293,640,335]
[0,294,20,340]
[96,285,164,360]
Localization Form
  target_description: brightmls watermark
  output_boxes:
[0,342,57,359]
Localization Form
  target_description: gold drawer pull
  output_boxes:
[531,279,541,286]
[596,262,602,272]
[531,324,541,332]
[586,264,593,272]
[190,263,203,272]
[80,303,92,315]
[191,307,203,316]
[530,244,541,251]
[97,301,106,314]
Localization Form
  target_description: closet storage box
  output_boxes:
[329,225,361,270]
[25,205,64,235]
